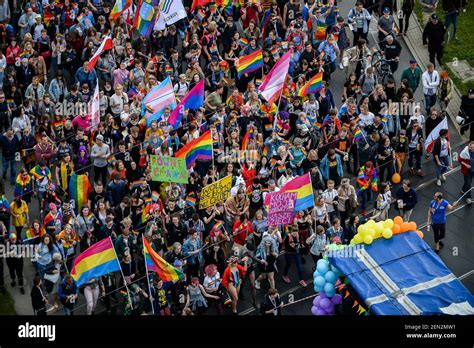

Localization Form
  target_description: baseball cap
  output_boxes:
[383,7,390,13]
[294,23,302,29]
[211,55,219,62]
[96,134,104,141]
[469,88,474,94]
[431,13,439,20]
[409,59,417,64]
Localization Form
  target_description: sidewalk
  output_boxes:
[400,0,465,137]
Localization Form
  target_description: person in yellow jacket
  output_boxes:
[10,196,29,235]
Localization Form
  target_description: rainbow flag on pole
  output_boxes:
[144,238,184,282]
[353,127,365,143]
[175,130,213,169]
[241,128,255,151]
[236,49,263,78]
[265,173,314,211]
[110,0,132,21]
[69,174,92,212]
[133,0,158,37]
[71,237,121,286]
[298,72,323,97]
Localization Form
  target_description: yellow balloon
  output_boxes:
[366,220,376,227]
[382,228,393,239]
[363,235,373,244]
[357,225,367,235]
[353,234,363,244]
[374,229,383,238]
[383,219,394,229]
[374,223,384,234]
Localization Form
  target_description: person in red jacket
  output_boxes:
[232,214,253,250]
[459,141,474,204]
[221,256,248,314]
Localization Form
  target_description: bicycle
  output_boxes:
[370,49,397,85]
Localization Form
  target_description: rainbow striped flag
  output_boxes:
[265,173,314,212]
[313,121,322,130]
[315,21,327,42]
[69,174,91,212]
[151,191,160,202]
[236,49,263,78]
[241,128,255,151]
[239,38,249,46]
[353,127,365,143]
[144,197,152,205]
[264,124,273,132]
[133,0,158,37]
[210,221,224,234]
[71,237,121,286]
[140,203,152,225]
[277,165,286,173]
[185,196,197,207]
[144,238,184,281]
[110,0,132,21]
[298,72,323,97]
[262,145,269,157]
[130,180,142,189]
[271,47,280,59]
[29,165,51,181]
[195,9,205,21]
[175,130,213,169]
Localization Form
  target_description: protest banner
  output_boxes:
[267,191,297,225]
[199,175,232,209]
[149,155,188,183]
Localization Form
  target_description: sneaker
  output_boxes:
[299,280,308,287]
[254,279,261,290]
[441,174,447,181]
[339,62,344,70]
[282,276,291,284]
[20,287,25,295]
[417,170,424,177]
[439,241,444,247]
[436,179,442,186]
[467,198,472,205]
[410,168,415,176]
[434,249,440,254]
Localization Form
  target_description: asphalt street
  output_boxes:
[1,1,472,315]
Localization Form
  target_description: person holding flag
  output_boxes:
[432,129,451,187]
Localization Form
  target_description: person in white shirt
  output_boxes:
[358,104,375,130]
[373,182,392,221]
[109,84,129,116]
[174,74,190,99]
[408,105,426,129]
[422,63,440,115]
[322,180,338,221]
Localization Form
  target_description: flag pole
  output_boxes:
[109,236,134,311]
[359,127,369,145]
[143,241,155,315]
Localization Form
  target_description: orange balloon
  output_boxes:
[392,173,401,184]
[393,216,404,226]
[392,224,401,234]
[416,230,424,239]
[408,222,417,231]
[401,222,411,232]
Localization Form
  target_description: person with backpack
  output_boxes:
[173,74,189,99]
[359,67,378,96]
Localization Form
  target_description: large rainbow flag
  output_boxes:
[236,49,263,78]
[175,130,213,169]
[29,165,51,181]
[71,237,121,286]
[110,0,132,21]
[265,173,314,211]
[144,238,184,282]
[298,71,323,97]
[168,80,205,129]
[69,173,92,212]
[241,128,254,151]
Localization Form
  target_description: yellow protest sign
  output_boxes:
[199,175,232,209]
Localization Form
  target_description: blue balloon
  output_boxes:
[316,262,329,275]
[317,259,329,266]
[313,270,322,278]
[324,282,334,294]
[313,284,324,293]
[325,271,338,284]
[325,288,336,298]
[314,276,326,288]
[331,266,342,276]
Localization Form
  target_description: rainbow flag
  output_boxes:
[241,128,255,151]
[264,124,273,132]
[143,238,184,281]
[185,196,196,207]
[25,227,45,240]
[71,237,121,286]
[195,9,205,21]
[175,130,213,169]
[236,49,263,78]
[262,145,269,157]
[255,78,263,88]
[29,165,51,181]
[353,127,365,143]
[144,197,152,205]
[151,191,160,202]
[315,21,327,42]
[168,80,205,129]
[271,47,280,59]
[165,66,173,74]
[133,0,158,37]
[313,121,322,130]
[210,221,224,234]
[239,38,249,46]
[260,9,271,35]
[265,173,314,211]
[130,180,142,189]
[69,174,91,211]
[277,165,286,173]
[298,72,323,97]
[110,0,132,21]
[140,203,152,225]
[191,0,211,11]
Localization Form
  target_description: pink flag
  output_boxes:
[88,36,113,71]
[258,50,292,104]
[89,81,100,130]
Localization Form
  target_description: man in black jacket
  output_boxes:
[0,127,19,185]
[382,35,402,73]
[30,277,48,315]
[460,89,474,141]
[423,14,446,67]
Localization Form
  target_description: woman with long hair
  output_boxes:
[221,256,248,314]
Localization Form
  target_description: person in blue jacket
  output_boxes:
[57,274,79,315]
[319,149,344,186]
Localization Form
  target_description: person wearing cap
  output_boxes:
[377,7,395,48]
[423,13,446,67]
[432,128,452,186]
[347,1,372,45]
[460,89,474,141]
[401,59,422,92]
[91,134,111,184]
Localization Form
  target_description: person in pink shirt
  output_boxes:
[72,112,91,135]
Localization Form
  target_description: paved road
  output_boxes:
[2,1,473,315]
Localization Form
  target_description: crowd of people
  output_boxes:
[0,0,472,317]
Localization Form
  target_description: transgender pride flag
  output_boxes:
[143,77,177,126]
[168,80,205,129]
